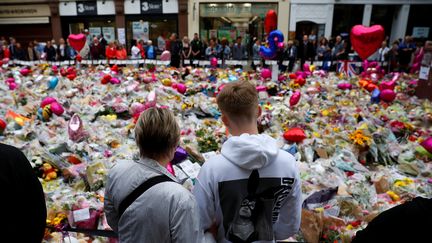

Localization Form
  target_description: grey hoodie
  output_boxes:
[193,133,302,242]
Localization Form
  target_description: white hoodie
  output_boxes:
[193,134,301,243]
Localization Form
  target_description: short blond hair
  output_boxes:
[216,81,258,123]
[135,108,180,159]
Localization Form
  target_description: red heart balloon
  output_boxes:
[351,25,385,60]
[68,34,86,52]
[283,128,306,143]
[264,10,277,34]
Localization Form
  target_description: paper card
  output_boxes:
[109,60,115,64]
[184,60,190,64]
[156,61,162,65]
[73,207,90,222]
[225,60,234,65]
[253,60,261,65]
[177,160,201,179]
[55,62,61,66]
[305,61,312,65]
[163,61,170,65]
[315,61,323,66]
[132,60,138,64]
[282,61,289,66]
[70,60,75,65]
[419,66,430,80]
[138,60,145,64]
[193,60,199,64]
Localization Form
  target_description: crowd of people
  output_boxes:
[0,29,425,73]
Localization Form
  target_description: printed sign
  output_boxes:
[102,27,115,42]
[76,1,97,16]
[132,21,150,41]
[140,0,162,14]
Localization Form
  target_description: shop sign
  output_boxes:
[132,21,150,41]
[0,4,50,18]
[77,1,98,16]
[102,27,116,42]
[413,27,429,38]
[140,0,162,14]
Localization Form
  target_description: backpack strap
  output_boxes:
[118,174,174,217]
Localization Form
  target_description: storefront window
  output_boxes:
[61,17,115,41]
[126,15,178,51]
[199,3,278,44]
[332,4,364,37]
[370,5,396,39]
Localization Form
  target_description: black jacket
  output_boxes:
[0,143,46,243]
[298,41,315,60]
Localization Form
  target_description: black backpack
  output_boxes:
[227,170,286,243]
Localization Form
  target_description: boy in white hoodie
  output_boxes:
[193,81,302,242]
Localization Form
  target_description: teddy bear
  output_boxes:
[41,163,58,181]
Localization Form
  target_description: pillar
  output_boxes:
[390,5,410,43]
[325,4,334,38]
[178,0,188,38]
[362,4,372,27]
[49,0,62,41]
[114,0,125,29]
[278,0,290,41]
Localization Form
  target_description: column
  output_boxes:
[178,0,188,38]
[278,0,290,41]
[188,0,199,38]
[362,4,372,27]
[390,5,410,43]
[288,3,297,39]
[114,0,125,29]
[325,4,334,38]
[49,0,62,41]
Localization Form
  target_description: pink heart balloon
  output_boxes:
[351,25,385,60]
[261,68,271,79]
[50,102,64,116]
[20,68,30,76]
[210,57,218,67]
[176,83,187,94]
[110,77,121,84]
[421,137,432,154]
[380,89,396,102]
[160,51,171,61]
[290,91,301,106]
[379,80,396,91]
[337,83,353,90]
[41,97,57,108]
[68,34,86,52]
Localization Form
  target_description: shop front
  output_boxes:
[0,4,52,44]
[189,0,290,44]
[60,1,116,42]
[124,0,179,50]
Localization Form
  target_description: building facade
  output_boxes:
[290,0,432,42]
[0,0,188,48]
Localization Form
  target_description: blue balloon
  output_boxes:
[371,88,380,103]
[259,30,285,60]
[48,77,59,90]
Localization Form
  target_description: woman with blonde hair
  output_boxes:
[182,36,192,66]
[105,107,205,243]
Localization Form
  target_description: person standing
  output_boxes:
[298,35,315,70]
[57,38,70,61]
[131,39,141,60]
[115,44,127,60]
[251,38,261,70]
[398,36,416,72]
[158,33,167,52]
[27,41,38,61]
[332,35,345,61]
[205,38,218,60]
[105,108,204,243]
[146,40,156,60]
[181,36,192,66]
[191,33,203,63]
[9,37,17,60]
[15,43,27,60]
[232,36,247,60]
[33,40,44,59]
[378,41,390,62]
[1,40,10,59]
[169,33,182,68]
[1,143,47,243]
[44,40,57,61]
[388,41,400,72]
[193,81,302,242]
[137,39,146,59]
[105,41,116,60]
[90,37,105,60]
[285,40,298,72]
